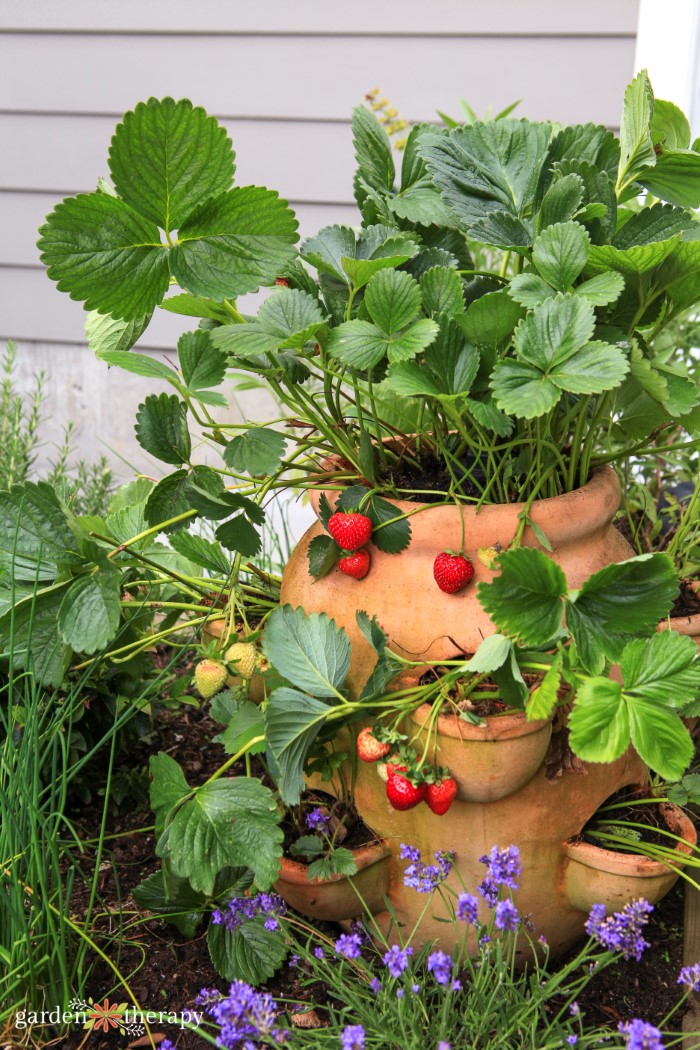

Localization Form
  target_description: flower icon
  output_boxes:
[85,999,126,1033]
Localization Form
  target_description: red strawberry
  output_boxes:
[327,512,373,551]
[426,777,458,815]
[275,277,289,286]
[338,549,370,580]
[386,769,427,811]
[433,552,475,594]
[357,726,391,763]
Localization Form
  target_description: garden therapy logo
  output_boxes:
[13,995,203,1034]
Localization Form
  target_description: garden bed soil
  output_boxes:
[57,700,694,1050]
[672,580,700,618]
[579,788,677,852]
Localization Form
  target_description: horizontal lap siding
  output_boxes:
[1,3,639,352]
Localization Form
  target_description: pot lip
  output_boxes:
[660,579,700,635]
[564,800,697,876]
[278,840,392,887]
[409,701,551,741]
[309,456,620,532]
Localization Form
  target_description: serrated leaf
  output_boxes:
[574,272,625,306]
[620,632,700,707]
[308,848,357,880]
[150,752,190,838]
[326,321,387,370]
[185,483,263,524]
[157,777,283,894]
[459,290,523,349]
[515,293,594,369]
[565,553,678,674]
[626,698,694,780]
[365,494,411,554]
[144,464,220,532]
[108,477,154,514]
[57,569,121,654]
[178,329,227,391]
[388,182,458,227]
[224,428,287,476]
[168,531,231,575]
[612,203,696,249]
[420,267,465,318]
[526,655,562,722]
[490,360,560,419]
[638,151,700,209]
[617,70,656,192]
[216,515,261,557]
[386,319,440,363]
[290,834,324,861]
[218,701,266,755]
[159,293,231,321]
[651,98,691,151]
[132,870,206,938]
[109,97,235,231]
[135,393,191,465]
[262,605,350,697]
[85,309,152,355]
[568,678,629,764]
[419,120,552,232]
[468,211,534,249]
[365,269,422,335]
[0,481,82,581]
[508,273,556,309]
[476,547,566,646]
[535,172,584,232]
[463,633,513,673]
[264,687,334,804]
[0,583,71,688]
[170,186,299,299]
[38,193,170,321]
[208,915,287,984]
[532,221,590,292]
[307,535,341,579]
[301,224,418,288]
[352,105,395,196]
[464,396,513,436]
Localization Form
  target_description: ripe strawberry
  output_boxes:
[338,549,370,580]
[357,726,391,763]
[433,551,475,594]
[194,658,227,699]
[327,512,373,551]
[386,770,427,811]
[426,777,458,816]
[224,642,258,680]
[275,277,289,286]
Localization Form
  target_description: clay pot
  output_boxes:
[407,704,552,803]
[281,465,632,697]
[274,841,392,921]
[565,802,697,914]
[202,617,267,703]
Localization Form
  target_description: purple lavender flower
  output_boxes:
[396,988,404,999]
[289,954,299,968]
[198,979,288,1048]
[585,899,653,961]
[567,1037,578,1046]
[305,806,331,834]
[160,1042,175,1050]
[618,1019,664,1050]
[411,983,420,994]
[370,977,382,994]
[451,979,462,991]
[314,947,325,959]
[335,933,363,959]
[427,950,453,986]
[403,850,454,893]
[214,892,287,934]
[342,1024,366,1050]
[438,1043,451,1050]
[477,845,522,906]
[494,899,520,932]
[456,892,478,925]
[399,843,421,862]
[383,944,413,978]
[570,1002,580,1016]
[350,918,370,944]
[678,963,700,991]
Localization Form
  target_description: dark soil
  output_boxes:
[56,697,694,1049]
[671,579,700,619]
[281,791,380,859]
[380,451,488,503]
[579,788,676,852]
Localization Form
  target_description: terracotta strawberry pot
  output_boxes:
[281,465,632,697]
[565,802,696,914]
[407,704,552,803]
[274,841,392,922]
[203,617,267,703]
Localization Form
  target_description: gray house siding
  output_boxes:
[0,1,639,472]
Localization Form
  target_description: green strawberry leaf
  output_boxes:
[262,605,350,698]
[207,915,287,984]
[135,393,191,466]
[215,515,262,557]
[224,428,288,476]
[57,568,122,654]
[85,309,153,355]
[307,534,341,579]
[476,547,567,647]
[109,97,235,232]
[264,687,335,804]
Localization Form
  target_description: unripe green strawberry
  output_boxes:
[224,642,258,680]
[194,658,227,698]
